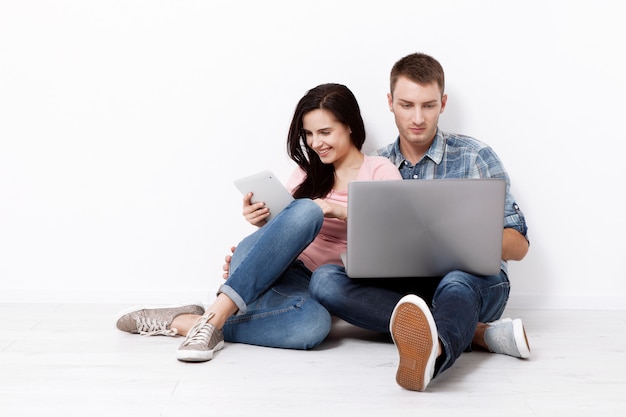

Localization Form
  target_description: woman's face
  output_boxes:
[302,108,354,165]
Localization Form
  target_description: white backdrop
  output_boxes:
[1,0,624,309]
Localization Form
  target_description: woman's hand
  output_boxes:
[242,192,270,226]
[222,246,236,279]
[313,198,347,221]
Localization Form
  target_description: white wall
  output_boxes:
[1,0,624,309]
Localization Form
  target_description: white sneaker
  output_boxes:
[389,294,439,392]
[484,318,531,359]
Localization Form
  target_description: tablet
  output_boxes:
[233,170,294,222]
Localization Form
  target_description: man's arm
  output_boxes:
[502,228,529,261]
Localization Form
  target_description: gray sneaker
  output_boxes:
[176,311,224,362]
[115,303,205,336]
[484,318,531,359]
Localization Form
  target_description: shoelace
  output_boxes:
[135,316,178,336]
[180,312,216,347]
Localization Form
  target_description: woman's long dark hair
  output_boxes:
[287,83,366,199]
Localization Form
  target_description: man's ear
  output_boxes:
[387,92,394,112]
[440,94,448,113]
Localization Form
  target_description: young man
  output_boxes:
[308,52,530,392]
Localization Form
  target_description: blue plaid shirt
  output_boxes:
[374,129,529,273]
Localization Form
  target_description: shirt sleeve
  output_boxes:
[476,147,529,240]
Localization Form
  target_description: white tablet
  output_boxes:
[233,170,294,222]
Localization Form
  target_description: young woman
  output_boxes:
[115,83,402,361]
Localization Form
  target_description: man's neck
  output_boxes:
[399,140,432,165]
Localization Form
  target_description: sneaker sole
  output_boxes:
[512,318,531,359]
[176,340,225,362]
[114,302,205,332]
[390,295,438,392]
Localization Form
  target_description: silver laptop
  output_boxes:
[342,179,505,278]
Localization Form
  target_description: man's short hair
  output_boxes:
[390,53,445,97]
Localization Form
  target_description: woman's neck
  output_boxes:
[332,150,364,191]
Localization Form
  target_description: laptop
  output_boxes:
[342,178,505,278]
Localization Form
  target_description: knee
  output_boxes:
[288,199,323,223]
[278,199,324,236]
[440,271,476,287]
[306,303,332,349]
[309,264,345,304]
[286,301,332,349]
[434,271,478,300]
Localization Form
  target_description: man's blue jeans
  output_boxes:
[309,264,510,375]
[220,199,332,350]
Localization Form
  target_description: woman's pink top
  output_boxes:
[285,154,402,272]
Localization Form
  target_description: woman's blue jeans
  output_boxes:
[309,264,510,375]
[219,199,332,350]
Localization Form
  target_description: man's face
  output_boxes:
[387,76,447,150]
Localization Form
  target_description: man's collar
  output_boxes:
[391,128,444,166]
[427,129,445,164]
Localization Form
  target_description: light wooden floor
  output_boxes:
[1,303,624,417]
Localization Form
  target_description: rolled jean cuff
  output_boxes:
[217,284,247,315]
